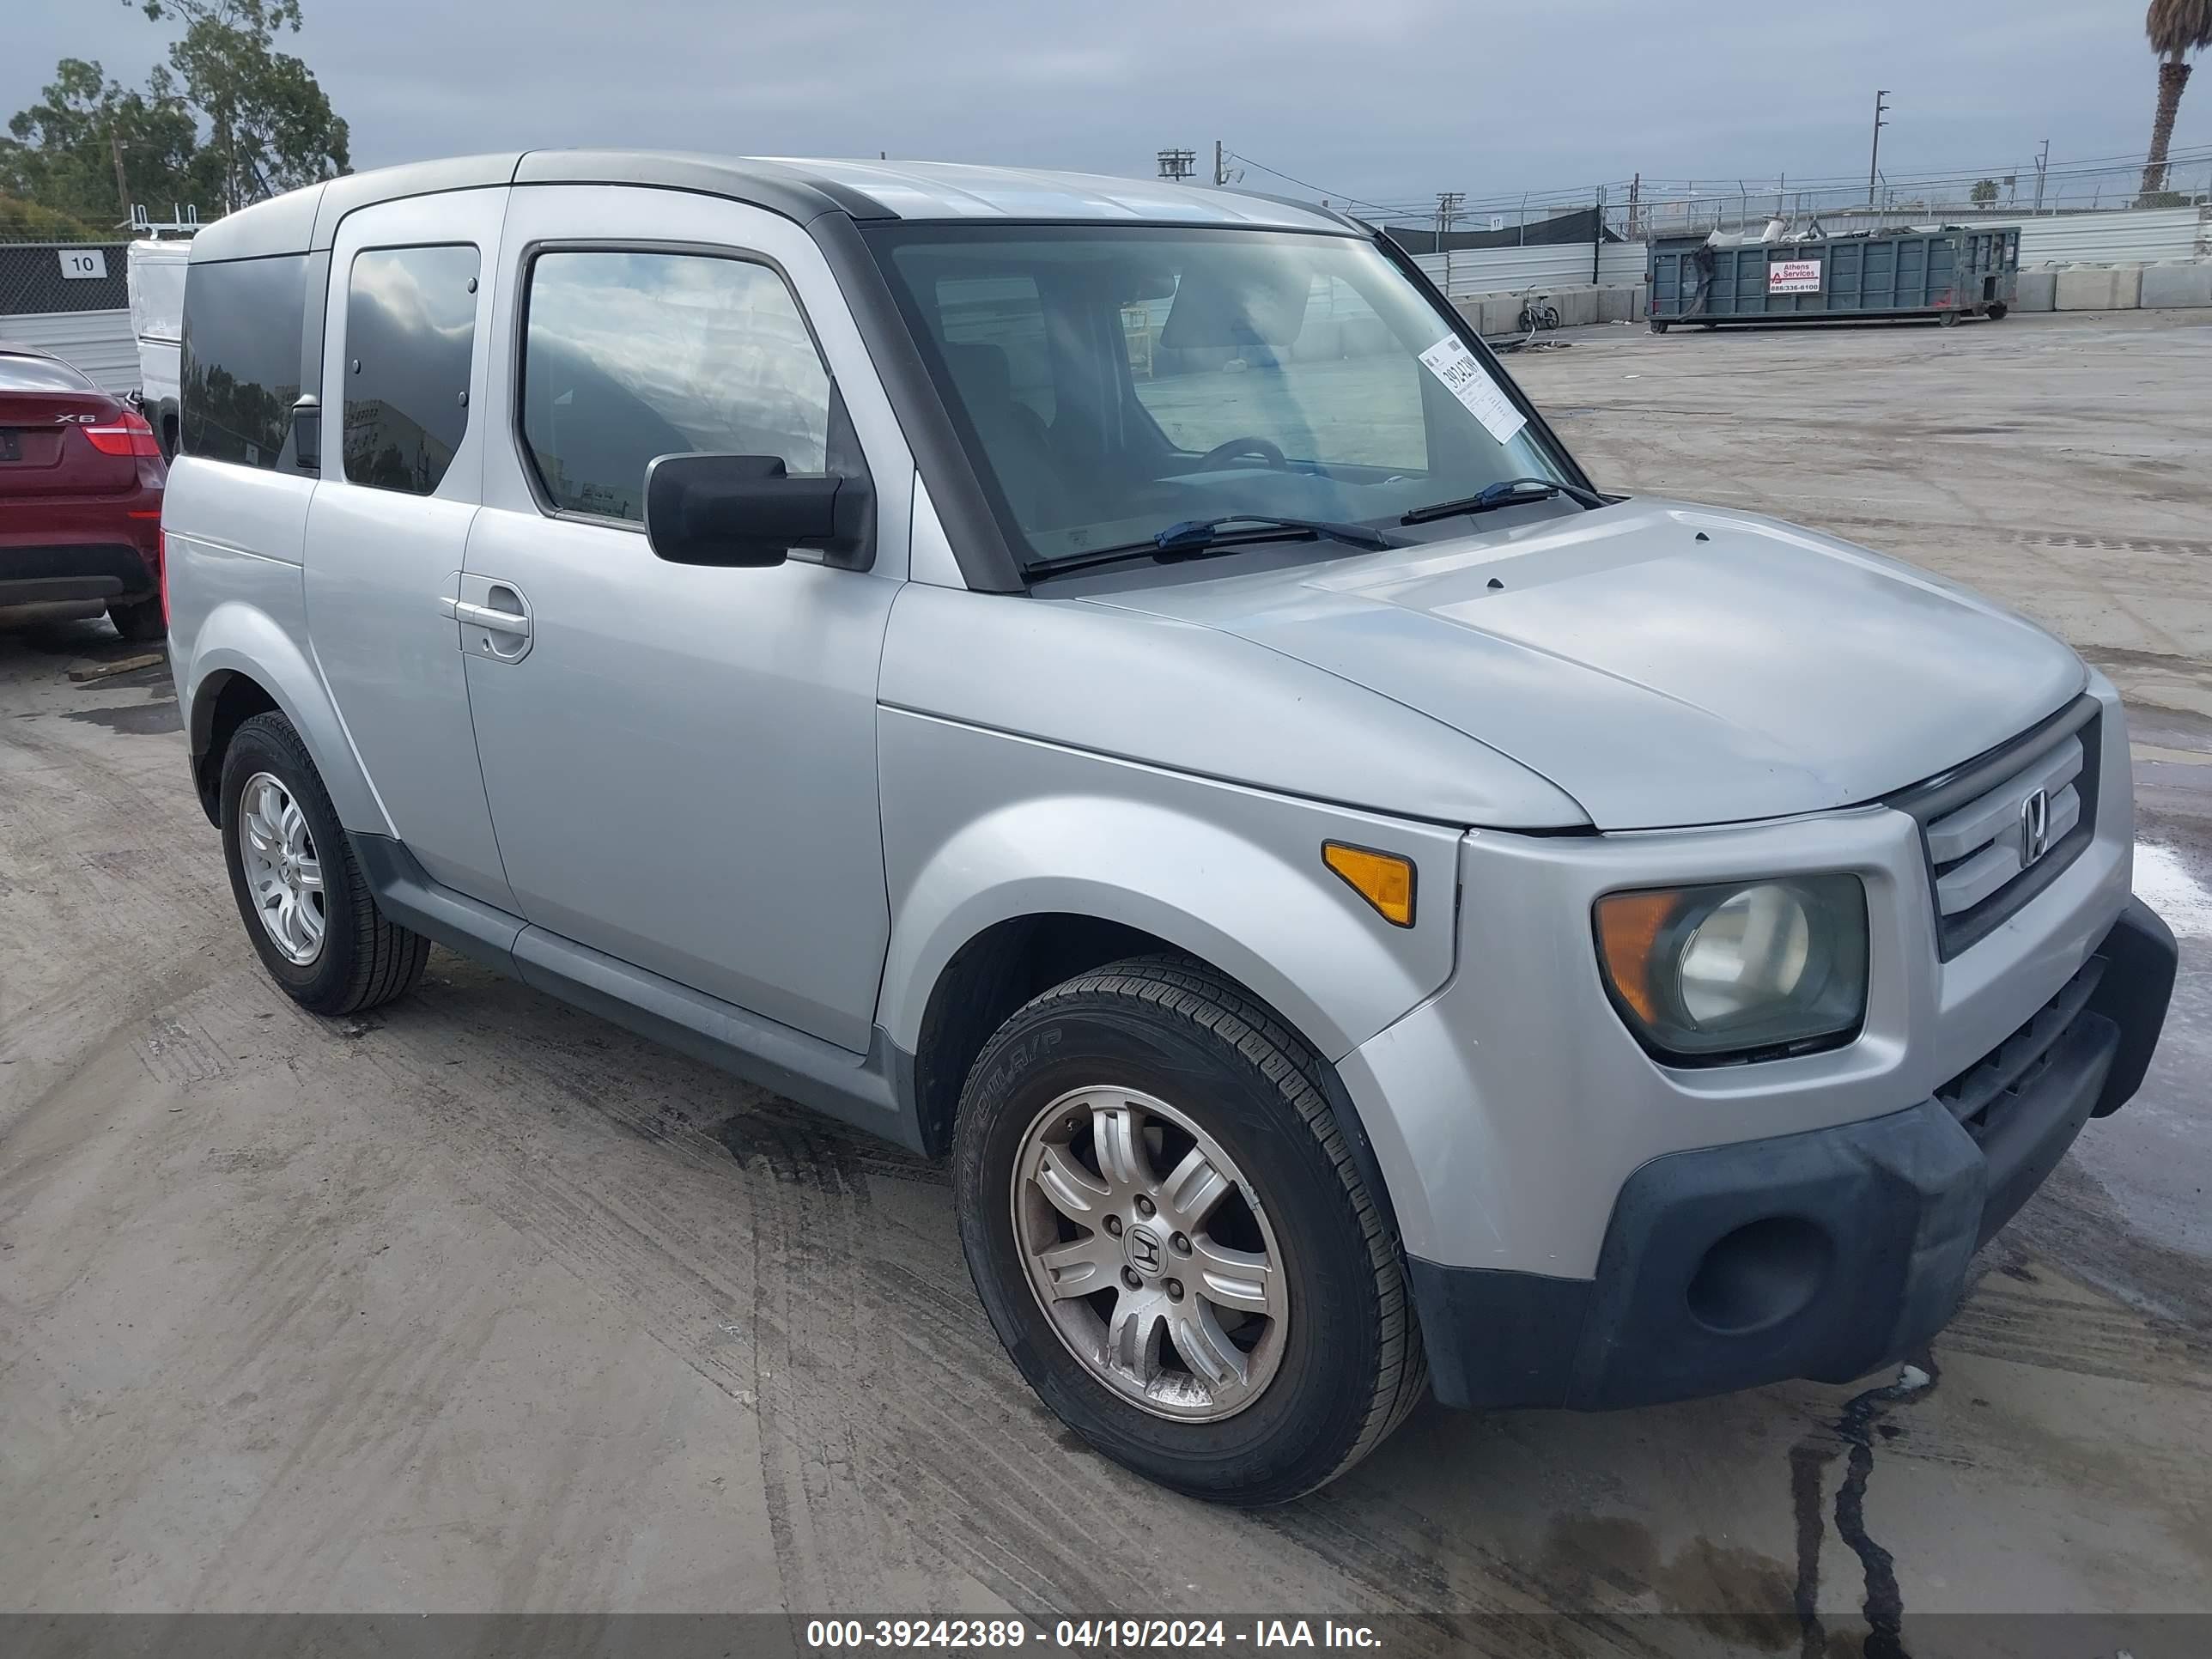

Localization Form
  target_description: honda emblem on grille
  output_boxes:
[2020,787,2052,866]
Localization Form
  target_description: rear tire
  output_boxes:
[954,955,1426,1504]
[219,711,430,1016]
[1650,319,1671,334]
[107,598,166,642]
[1986,301,2009,320]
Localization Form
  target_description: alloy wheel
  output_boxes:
[1011,1085,1289,1421]
[239,771,326,966]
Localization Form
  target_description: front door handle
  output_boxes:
[448,576,534,663]
[453,599,530,637]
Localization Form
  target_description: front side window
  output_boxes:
[520,250,830,523]
[343,244,479,495]
[179,253,307,469]
[867,224,1573,568]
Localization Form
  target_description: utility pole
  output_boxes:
[1867,89,1890,205]
[1627,170,1641,241]
[1156,148,1196,182]
[2033,138,2050,214]
[110,128,132,223]
[1434,191,1464,292]
[1212,140,1227,186]
[1432,191,1464,243]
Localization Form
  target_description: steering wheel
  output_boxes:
[1193,435,1287,471]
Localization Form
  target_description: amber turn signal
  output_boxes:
[1593,890,1680,1024]
[1322,842,1416,927]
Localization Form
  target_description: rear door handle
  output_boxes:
[453,599,530,636]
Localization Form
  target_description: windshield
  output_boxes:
[866,223,1577,570]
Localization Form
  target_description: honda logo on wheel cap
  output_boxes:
[1125,1226,1162,1277]
[2020,787,2052,866]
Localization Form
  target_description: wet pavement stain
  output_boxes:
[1788,1357,1941,1659]
[61,699,182,735]
[1538,1513,1800,1649]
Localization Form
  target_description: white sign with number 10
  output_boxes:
[58,249,110,281]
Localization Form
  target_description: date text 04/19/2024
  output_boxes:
[803,1619,1383,1650]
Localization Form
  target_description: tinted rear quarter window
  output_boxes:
[180,254,307,468]
[342,244,479,495]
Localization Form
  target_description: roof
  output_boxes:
[190,151,1359,263]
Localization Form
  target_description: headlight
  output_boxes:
[1593,877,1868,1063]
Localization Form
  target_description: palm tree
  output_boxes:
[2142,0,2212,199]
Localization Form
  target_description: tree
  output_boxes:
[0,58,201,223]
[2142,0,2212,198]
[125,0,349,210]
[1970,178,1999,205]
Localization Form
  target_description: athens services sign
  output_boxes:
[1769,258,1822,294]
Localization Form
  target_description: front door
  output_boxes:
[304,187,517,909]
[460,186,915,1054]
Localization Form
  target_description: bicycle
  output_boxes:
[1518,288,1561,335]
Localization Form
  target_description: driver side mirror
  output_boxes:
[644,453,872,568]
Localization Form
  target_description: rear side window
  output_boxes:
[343,244,479,495]
[179,253,307,469]
[520,250,830,522]
[0,353,97,392]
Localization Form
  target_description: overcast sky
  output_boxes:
[9,0,2206,218]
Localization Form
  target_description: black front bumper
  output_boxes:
[1413,898,2179,1413]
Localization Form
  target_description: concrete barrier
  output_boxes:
[2012,270,2057,312]
[1457,283,1646,333]
[2055,264,2143,312]
[2140,262,2212,309]
[1551,286,1599,328]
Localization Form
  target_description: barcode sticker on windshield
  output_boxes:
[1419,335,1528,447]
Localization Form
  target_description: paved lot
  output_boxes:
[3,312,2209,1650]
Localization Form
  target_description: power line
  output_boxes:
[1219,151,1406,216]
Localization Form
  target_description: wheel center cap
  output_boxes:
[1124,1224,1164,1279]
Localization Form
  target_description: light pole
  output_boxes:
[1867,89,1890,205]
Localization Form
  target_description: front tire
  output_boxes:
[954,957,1425,1504]
[219,711,430,1015]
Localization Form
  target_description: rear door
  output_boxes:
[303,188,519,911]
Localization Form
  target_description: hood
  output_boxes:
[1073,500,2087,830]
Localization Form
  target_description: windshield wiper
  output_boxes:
[1025,514,1399,579]
[1400,477,1607,526]
[1153,514,1398,555]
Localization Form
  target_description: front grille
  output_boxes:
[1893,696,2101,959]
[1935,954,2104,1142]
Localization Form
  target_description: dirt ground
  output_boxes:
[3,311,2208,1652]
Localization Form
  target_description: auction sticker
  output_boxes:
[1419,335,1528,446]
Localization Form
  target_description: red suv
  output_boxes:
[1,343,167,641]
